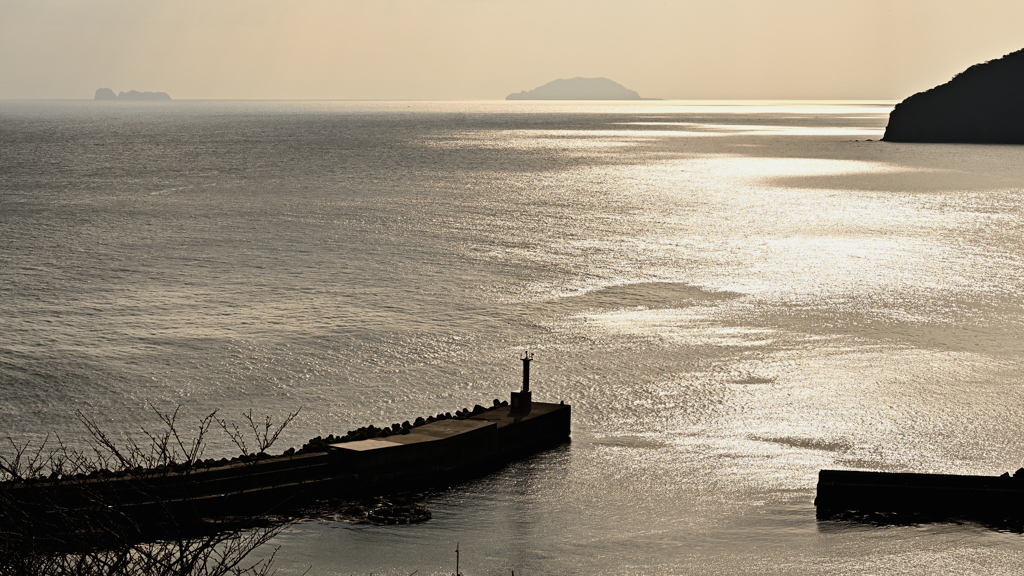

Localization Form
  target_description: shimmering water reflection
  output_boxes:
[5,101,1024,574]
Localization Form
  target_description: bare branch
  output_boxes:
[76,410,135,471]
[216,407,300,457]
[217,417,250,457]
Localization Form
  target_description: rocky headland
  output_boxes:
[883,48,1024,143]
[507,77,646,100]
[95,88,172,101]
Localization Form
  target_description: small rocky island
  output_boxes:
[95,88,172,101]
[507,77,646,100]
[883,48,1024,143]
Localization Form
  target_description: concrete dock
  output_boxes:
[815,468,1024,520]
[328,401,571,489]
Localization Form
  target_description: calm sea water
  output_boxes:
[4,99,1024,574]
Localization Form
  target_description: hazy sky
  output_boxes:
[2,0,1023,100]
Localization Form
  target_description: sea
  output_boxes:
[3,99,1024,575]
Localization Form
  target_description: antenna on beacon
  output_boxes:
[511,350,534,414]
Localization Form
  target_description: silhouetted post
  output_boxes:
[510,351,533,414]
[522,351,531,393]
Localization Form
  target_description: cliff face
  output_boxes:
[507,77,643,100]
[883,48,1024,143]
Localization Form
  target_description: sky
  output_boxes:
[1,0,1023,101]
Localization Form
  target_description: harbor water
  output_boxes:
[4,100,1024,574]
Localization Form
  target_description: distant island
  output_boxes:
[95,88,171,101]
[506,77,650,100]
[883,48,1024,143]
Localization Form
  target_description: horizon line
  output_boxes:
[0,98,899,104]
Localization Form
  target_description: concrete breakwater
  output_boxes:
[1,353,569,544]
[4,398,518,483]
[298,399,512,454]
[0,397,570,540]
[815,468,1024,521]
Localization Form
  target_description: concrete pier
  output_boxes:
[815,469,1024,519]
[328,401,570,489]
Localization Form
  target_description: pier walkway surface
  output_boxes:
[328,402,571,489]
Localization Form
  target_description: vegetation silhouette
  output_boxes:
[883,47,1024,143]
[0,407,297,576]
